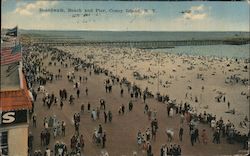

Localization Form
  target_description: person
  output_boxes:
[81,104,84,114]
[85,87,88,96]
[80,135,84,151]
[201,129,208,144]
[76,89,80,98]
[75,122,80,135]
[216,127,220,144]
[104,111,108,123]
[151,118,158,132]
[54,97,58,105]
[32,114,37,128]
[151,125,157,141]
[62,121,66,136]
[28,132,34,152]
[146,142,152,156]
[169,107,174,118]
[87,102,91,112]
[122,104,125,114]
[129,100,133,111]
[130,91,133,98]
[160,145,165,156]
[93,106,98,119]
[40,131,44,146]
[53,127,57,139]
[177,145,182,155]
[148,109,152,120]
[143,94,146,103]
[69,95,74,104]
[166,129,174,142]
[211,119,216,131]
[102,132,106,148]
[100,99,106,110]
[190,129,195,146]
[144,104,149,114]
[108,111,112,122]
[45,120,49,130]
[180,113,184,124]
[194,128,200,143]
[137,131,142,146]
[45,147,51,156]
[133,151,137,156]
[244,115,248,122]
[79,76,82,82]
[33,91,37,102]
[120,88,124,97]
[213,128,220,144]
[146,128,151,141]
[60,100,63,109]
[179,127,183,141]
[242,133,249,150]
[227,101,230,109]
[118,106,122,115]
[98,124,103,135]
[92,109,97,121]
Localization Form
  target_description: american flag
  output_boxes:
[1,44,22,65]
[6,26,18,37]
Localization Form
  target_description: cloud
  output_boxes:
[183,12,207,20]
[191,5,204,11]
[2,2,248,32]
[183,5,208,20]
[14,1,58,16]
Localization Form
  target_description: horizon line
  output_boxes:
[17,29,250,33]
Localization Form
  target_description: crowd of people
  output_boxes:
[70,134,84,155]
[22,45,249,156]
[160,144,182,156]
[93,125,107,148]
[156,92,250,149]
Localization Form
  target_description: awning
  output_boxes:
[0,74,32,111]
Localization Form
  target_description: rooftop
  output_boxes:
[0,62,21,91]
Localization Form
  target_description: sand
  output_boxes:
[56,45,249,134]
[27,45,249,156]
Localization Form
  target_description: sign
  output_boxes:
[0,131,8,156]
[0,110,27,126]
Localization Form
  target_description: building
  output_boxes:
[0,62,32,156]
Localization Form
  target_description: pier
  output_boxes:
[31,38,250,48]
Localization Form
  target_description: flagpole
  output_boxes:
[157,53,159,95]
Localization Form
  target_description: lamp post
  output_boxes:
[157,53,160,98]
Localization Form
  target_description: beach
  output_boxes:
[2,1,250,155]
[23,43,250,156]
[57,45,249,134]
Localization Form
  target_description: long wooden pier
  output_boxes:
[32,39,250,48]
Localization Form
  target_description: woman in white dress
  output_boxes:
[92,109,97,121]
[169,107,174,118]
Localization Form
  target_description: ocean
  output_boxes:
[20,30,250,58]
[21,30,250,41]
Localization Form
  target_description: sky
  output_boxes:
[1,0,250,31]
